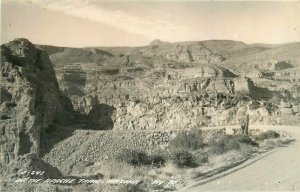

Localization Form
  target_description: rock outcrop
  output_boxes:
[0,39,76,183]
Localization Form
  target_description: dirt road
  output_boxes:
[187,125,300,191]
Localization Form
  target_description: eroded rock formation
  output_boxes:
[0,39,77,183]
[37,40,300,131]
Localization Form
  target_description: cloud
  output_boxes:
[10,0,197,42]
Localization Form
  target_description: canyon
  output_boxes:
[41,39,300,130]
[1,38,299,191]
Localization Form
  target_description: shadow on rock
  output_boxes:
[85,104,116,130]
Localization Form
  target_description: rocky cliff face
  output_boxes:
[35,40,300,131]
[112,94,272,131]
[0,39,76,182]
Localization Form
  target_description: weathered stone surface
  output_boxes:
[0,39,76,183]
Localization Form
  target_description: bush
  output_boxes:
[118,149,149,167]
[148,154,166,168]
[171,150,198,168]
[208,135,240,155]
[240,143,253,157]
[169,129,205,150]
[208,134,259,155]
[118,149,166,168]
[194,152,209,164]
[238,135,258,147]
[256,130,280,141]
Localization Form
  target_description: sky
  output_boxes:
[1,0,300,47]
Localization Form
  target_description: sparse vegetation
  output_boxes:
[148,154,166,168]
[238,135,258,146]
[256,130,280,141]
[169,129,205,150]
[208,135,240,155]
[194,152,209,164]
[118,149,166,168]
[208,134,257,155]
[118,149,149,167]
[171,149,198,168]
[239,143,253,157]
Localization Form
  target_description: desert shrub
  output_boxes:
[260,139,283,148]
[194,152,209,164]
[118,149,149,167]
[208,135,240,155]
[256,130,280,141]
[208,134,259,155]
[171,150,198,168]
[148,154,166,168]
[169,129,205,150]
[118,149,166,168]
[239,143,252,157]
[238,135,258,147]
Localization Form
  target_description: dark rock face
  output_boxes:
[86,104,116,130]
[0,39,75,182]
[1,39,37,67]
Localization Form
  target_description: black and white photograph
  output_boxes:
[1,0,300,191]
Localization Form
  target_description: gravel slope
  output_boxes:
[187,125,300,191]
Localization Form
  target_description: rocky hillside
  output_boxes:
[36,40,300,130]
